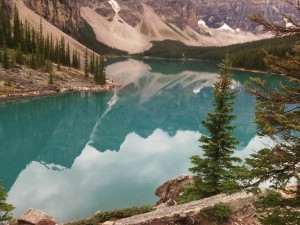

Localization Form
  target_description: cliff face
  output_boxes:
[21,0,300,34]
[194,0,300,32]
[145,0,300,32]
[145,0,198,31]
[22,0,80,35]
[18,0,299,53]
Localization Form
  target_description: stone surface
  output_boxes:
[146,0,300,32]
[18,208,56,225]
[23,0,300,34]
[23,0,80,36]
[113,191,255,225]
[102,221,116,225]
[155,174,197,205]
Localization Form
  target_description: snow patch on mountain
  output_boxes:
[284,18,294,28]
[217,23,243,33]
[198,20,208,28]
[217,23,235,32]
[109,0,120,14]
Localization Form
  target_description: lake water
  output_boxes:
[0,59,279,222]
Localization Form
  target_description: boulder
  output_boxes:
[155,174,197,205]
[18,208,56,225]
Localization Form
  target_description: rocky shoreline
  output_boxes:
[0,65,120,101]
[11,175,260,225]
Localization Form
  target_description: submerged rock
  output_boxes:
[18,208,56,225]
[155,174,197,205]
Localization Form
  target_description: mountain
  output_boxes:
[14,0,299,53]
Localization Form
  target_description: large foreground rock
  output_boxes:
[155,174,197,205]
[18,208,56,225]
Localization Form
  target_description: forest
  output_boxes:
[141,35,299,71]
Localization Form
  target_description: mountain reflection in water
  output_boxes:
[0,59,281,222]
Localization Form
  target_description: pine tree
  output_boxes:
[49,34,54,61]
[84,48,88,78]
[90,52,95,74]
[46,60,54,85]
[15,44,23,65]
[2,44,10,69]
[30,53,36,69]
[66,43,71,66]
[59,36,65,65]
[94,56,99,84]
[13,4,21,47]
[242,3,300,224]
[97,55,106,85]
[77,52,81,69]
[188,55,241,199]
[244,46,300,225]
[0,182,14,223]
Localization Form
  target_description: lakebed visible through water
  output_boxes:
[0,59,280,222]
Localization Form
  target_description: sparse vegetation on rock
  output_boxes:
[0,181,14,224]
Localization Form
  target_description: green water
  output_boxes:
[0,59,281,222]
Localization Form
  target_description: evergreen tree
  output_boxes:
[72,49,80,69]
[49,34,54,61]
[244,45,300,225]
[90,52,95,74]
[66,43,71,66]
[94,56,99,84]
[2,44,10,69]
[0,3,12,48]
[84,48,88,78]
[98,55,106,85]
[13,4,21,47]
[242,3,300,224]
[77,52,81,69]
[59,36,66,65]
[0,182,14,223]
[30,53,36,69]
[46,60,54,85]
[15,44,23,65]
[188,55,241,199]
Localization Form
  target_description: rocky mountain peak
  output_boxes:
[17,0,300,53]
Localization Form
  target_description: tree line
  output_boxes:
[0,3,106,85]
[0,4,80,70]
[140,35,298,71]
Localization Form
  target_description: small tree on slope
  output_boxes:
[187,55,242,199]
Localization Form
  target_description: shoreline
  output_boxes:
[0,64,120,102]
[0,58,277,102]
[129,56,275,75]
[0,80,120,102]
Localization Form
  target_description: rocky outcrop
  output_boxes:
[145,0,198,31]
[18,0,300,52]
[95,3,115,22]
[18,208,56,225]
[112,191,256,225]
[22,0,80,36]
[26,0,298,34]
[155,174,197,205]
[194,0,300,32]
[145,0,300,33]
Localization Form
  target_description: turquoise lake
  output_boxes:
[0,59,279,222]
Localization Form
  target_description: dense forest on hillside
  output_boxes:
[0,3,80,70]
[0,2,107,85]
[140,35,299,71]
